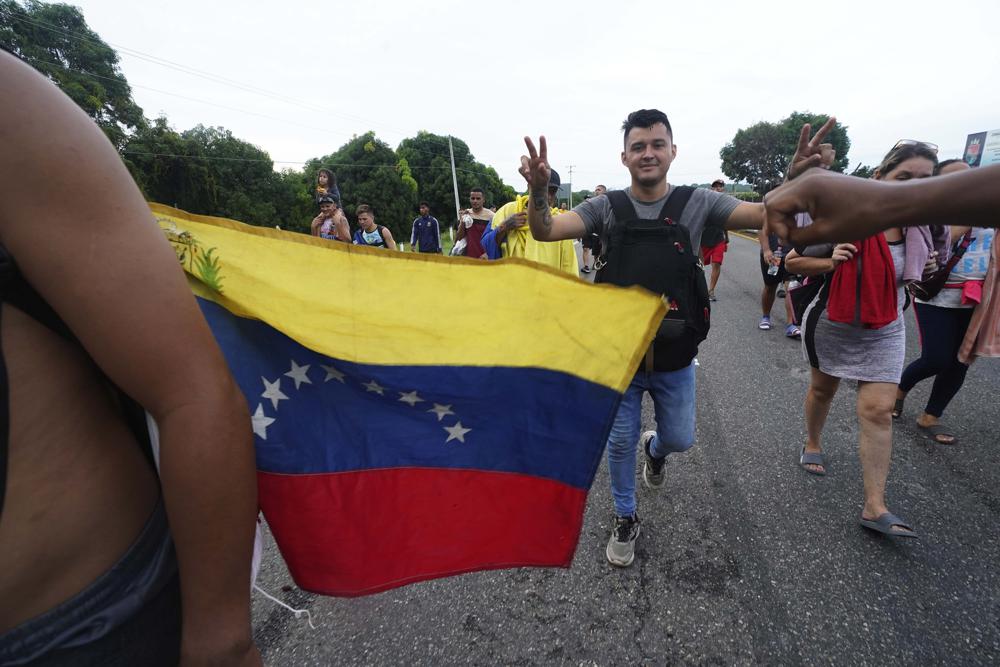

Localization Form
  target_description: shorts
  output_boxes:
[701,242,727,266]
[0,499,180,666]
[759,253,788,286]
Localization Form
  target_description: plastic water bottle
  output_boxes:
[767,248,783,276]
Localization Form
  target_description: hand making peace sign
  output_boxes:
[786,117,838,181]
[519,136,552,192]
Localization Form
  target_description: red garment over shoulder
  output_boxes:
[826,234,897,329]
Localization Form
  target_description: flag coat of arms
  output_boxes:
[152,203,665,597]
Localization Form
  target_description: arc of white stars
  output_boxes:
[444,421,472,444]
[260,376,289,411]
[363,380,385,395]
[427,403,455,422]
[284,359,312,390]
[251,403,276,440]
[398,390,423,406]
[321,364,346,383]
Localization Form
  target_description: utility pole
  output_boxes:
[448,136,461,241]
[567,164,576,208]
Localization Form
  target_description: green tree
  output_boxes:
[0,0,145,149]
[851,163,875,179]
[720,112,851,193]
[307,132,418,242]
[777,112,850,173]
[397,131,516,227]
[124,119,301,229]
[719,121,787,194]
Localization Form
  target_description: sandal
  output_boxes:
[798,445,826,476]
[891,397,905,420]
[918,422,957,445]
[860,512,918,539]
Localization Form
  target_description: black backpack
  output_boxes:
[596,187,710,371]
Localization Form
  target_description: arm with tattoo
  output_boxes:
[528,188,553,238]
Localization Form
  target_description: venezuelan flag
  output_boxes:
[152,203,665,597]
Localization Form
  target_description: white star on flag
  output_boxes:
[251,403,276,440]
[443,421,471,444]
[260,377,289,411]
[398,390,423,406]
[427,403,455,421]
[284,360,312,390]
[321,364,346,383]
[363,380,385,395]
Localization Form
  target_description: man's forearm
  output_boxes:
[528,188,553,240]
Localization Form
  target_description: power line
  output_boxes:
[1,8,489,167]
[3,8,630,181]
[20,54,499,177]
[120,150,505,174]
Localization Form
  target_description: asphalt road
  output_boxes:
[251,234,1000,665]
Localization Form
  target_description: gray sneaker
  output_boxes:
[641,431,666,489]
[606,513,641,567]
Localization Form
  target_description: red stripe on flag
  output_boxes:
[259,468,588,597]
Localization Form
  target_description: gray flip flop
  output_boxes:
[799,445,826,476]
[860,512,918,539]
[918,422,957,445]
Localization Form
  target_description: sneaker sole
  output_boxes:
[606,525,640,567]
[642,466,666,490]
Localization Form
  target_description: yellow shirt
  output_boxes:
[491,195,579,277]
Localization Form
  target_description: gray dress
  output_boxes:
[802,241,907,383]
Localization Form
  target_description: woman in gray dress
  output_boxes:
[784,141,940,539]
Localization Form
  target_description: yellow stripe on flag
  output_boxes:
[151,203,664,393]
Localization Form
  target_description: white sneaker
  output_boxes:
[606,513,641,567]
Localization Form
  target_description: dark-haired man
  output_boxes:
[311,195,350,242]
[518,109,765,567]
[456,188,494,259]
[700,179,730,300]
[352,204,396,249]
[410,202,442,253]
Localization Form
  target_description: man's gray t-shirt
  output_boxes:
[573,186,741,256]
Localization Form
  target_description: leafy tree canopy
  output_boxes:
[123,119,292,229]
[850,164,875,179]
[720,112,850,193]
[397,131,516,226]
[0,0,145,149]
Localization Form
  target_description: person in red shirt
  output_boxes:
[456,187,494,259]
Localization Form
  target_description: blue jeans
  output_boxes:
[607,363,696,517]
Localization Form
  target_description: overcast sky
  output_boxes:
[69,0,1000,192]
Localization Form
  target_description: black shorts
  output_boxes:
[582,233,600,251]
[759,254,788,286]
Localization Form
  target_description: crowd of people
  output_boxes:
[4,46,1000,664]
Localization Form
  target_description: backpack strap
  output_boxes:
[606,190,638,225]
[657,185,696,224]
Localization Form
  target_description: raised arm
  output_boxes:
[519,136,586,241]
[0,53,259,665]
[764,166,1000,246]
